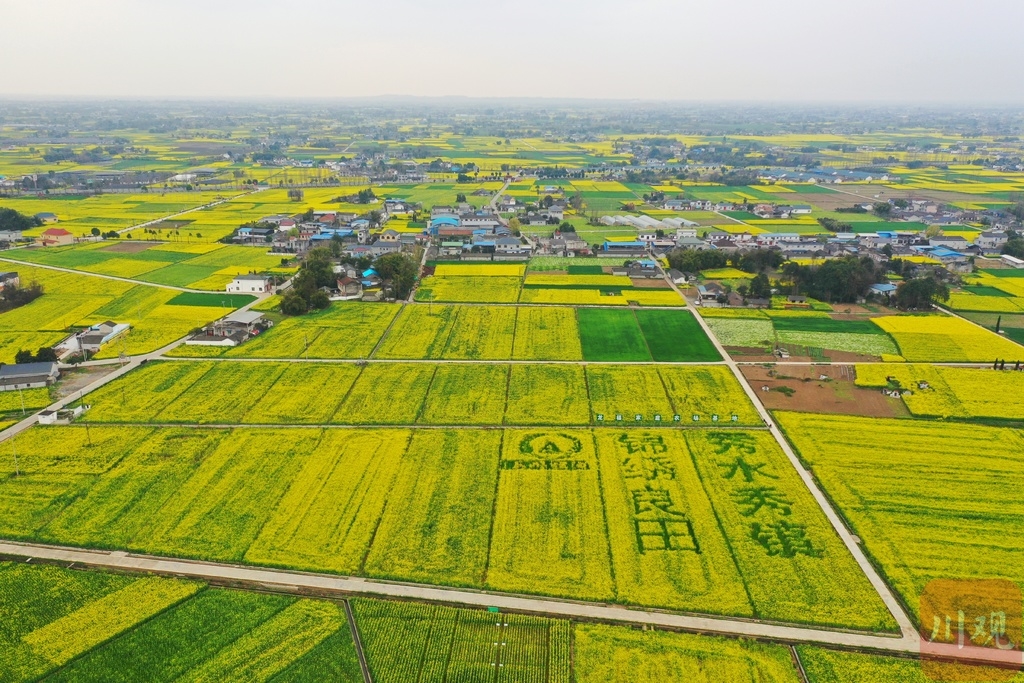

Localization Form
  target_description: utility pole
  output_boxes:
[11,439,18,477]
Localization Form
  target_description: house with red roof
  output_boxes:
[37,227,74,246]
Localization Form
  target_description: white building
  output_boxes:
[227,274,274,294]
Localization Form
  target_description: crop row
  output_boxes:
[170,303,718,363]
[82,360,758,426]
[776,411,1024,620]
[0,425,895,630]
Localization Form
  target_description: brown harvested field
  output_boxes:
[101,241,162,253]
[630,278,671,289]
[802,185,989,209]
[740,363,908,418]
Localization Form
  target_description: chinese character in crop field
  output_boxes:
[732,486,792,517]
[616,432,668,455]
[749,520,819,558]
[706,432,759,456]
[718,456,778,483]
[634,519,700,553]
[621,455,676,481]
[920,579,1022,680]
[631,487,685,517]
[518,432,583,456]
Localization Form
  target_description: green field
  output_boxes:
[578,308,652,361]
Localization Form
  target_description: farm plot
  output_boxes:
[488,429,616,601]
[871,314,1024,362]
[511,306,582,360]
[505,365,591,425]
[353,599,570,683]
[417,364,509,424]
[577,308,651,361]
[683,430,893,628]
[772,317,899,357]
[332,363,434,424]
[593,429,895,629]
[575,623,799,683]
[244,430,410,574]
[228,302,399,359]
[855,364,1024,420]
[243,364,361,424]
[703,317,775,349]
[776,412,1024,618]
[440,305,516,359]
[586,365,674,422]
[155,362,288,424]
[372,304,460,359]
[46,587,361,682]
[635,309,721,361]
[797,646,1024,683]
[0,562,202,682]
[415,275,522,303]
[363,430,500,587]
[659,366,761,425]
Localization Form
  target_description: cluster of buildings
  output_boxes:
[429,205,532,261]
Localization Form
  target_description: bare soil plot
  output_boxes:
[740,364,907,418]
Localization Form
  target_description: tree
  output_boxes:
[748,273,772,299]
[924,225,943,239]
[329,232,344,257]
[1003,236,1024,260]
[894,276,949,310]
[375,252,418,299]
[35,347,58,362]
[0,208,42,233]
[280,290,308,315]
[873,202,892,217]
[287,188,304,202]
[90,227,101,237]
[14,349,34,364]
[455,193,467,203]
[1008,201,1024,223]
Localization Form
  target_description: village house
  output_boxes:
[37,227,74,246]
[186,311,269,347]
[227,274,274,294]
[34,212,59,224]
[0,361,60,391]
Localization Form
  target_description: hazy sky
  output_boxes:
[3,0,1023,103]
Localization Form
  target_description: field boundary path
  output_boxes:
[656,261,919,640]
[114,186,268,235]
[0,256,214,293]
[343,599,374,683]
[0,539,1014,668]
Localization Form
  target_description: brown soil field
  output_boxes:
[740,364,908,418]
[101,241,162,253]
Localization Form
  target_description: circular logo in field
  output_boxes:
[518,433,583,458]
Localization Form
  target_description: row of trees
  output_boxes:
[666,247,785,276]
[669,247,948,309]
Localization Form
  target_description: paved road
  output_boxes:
[658,263,918,639]
[0,539,1017,667]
